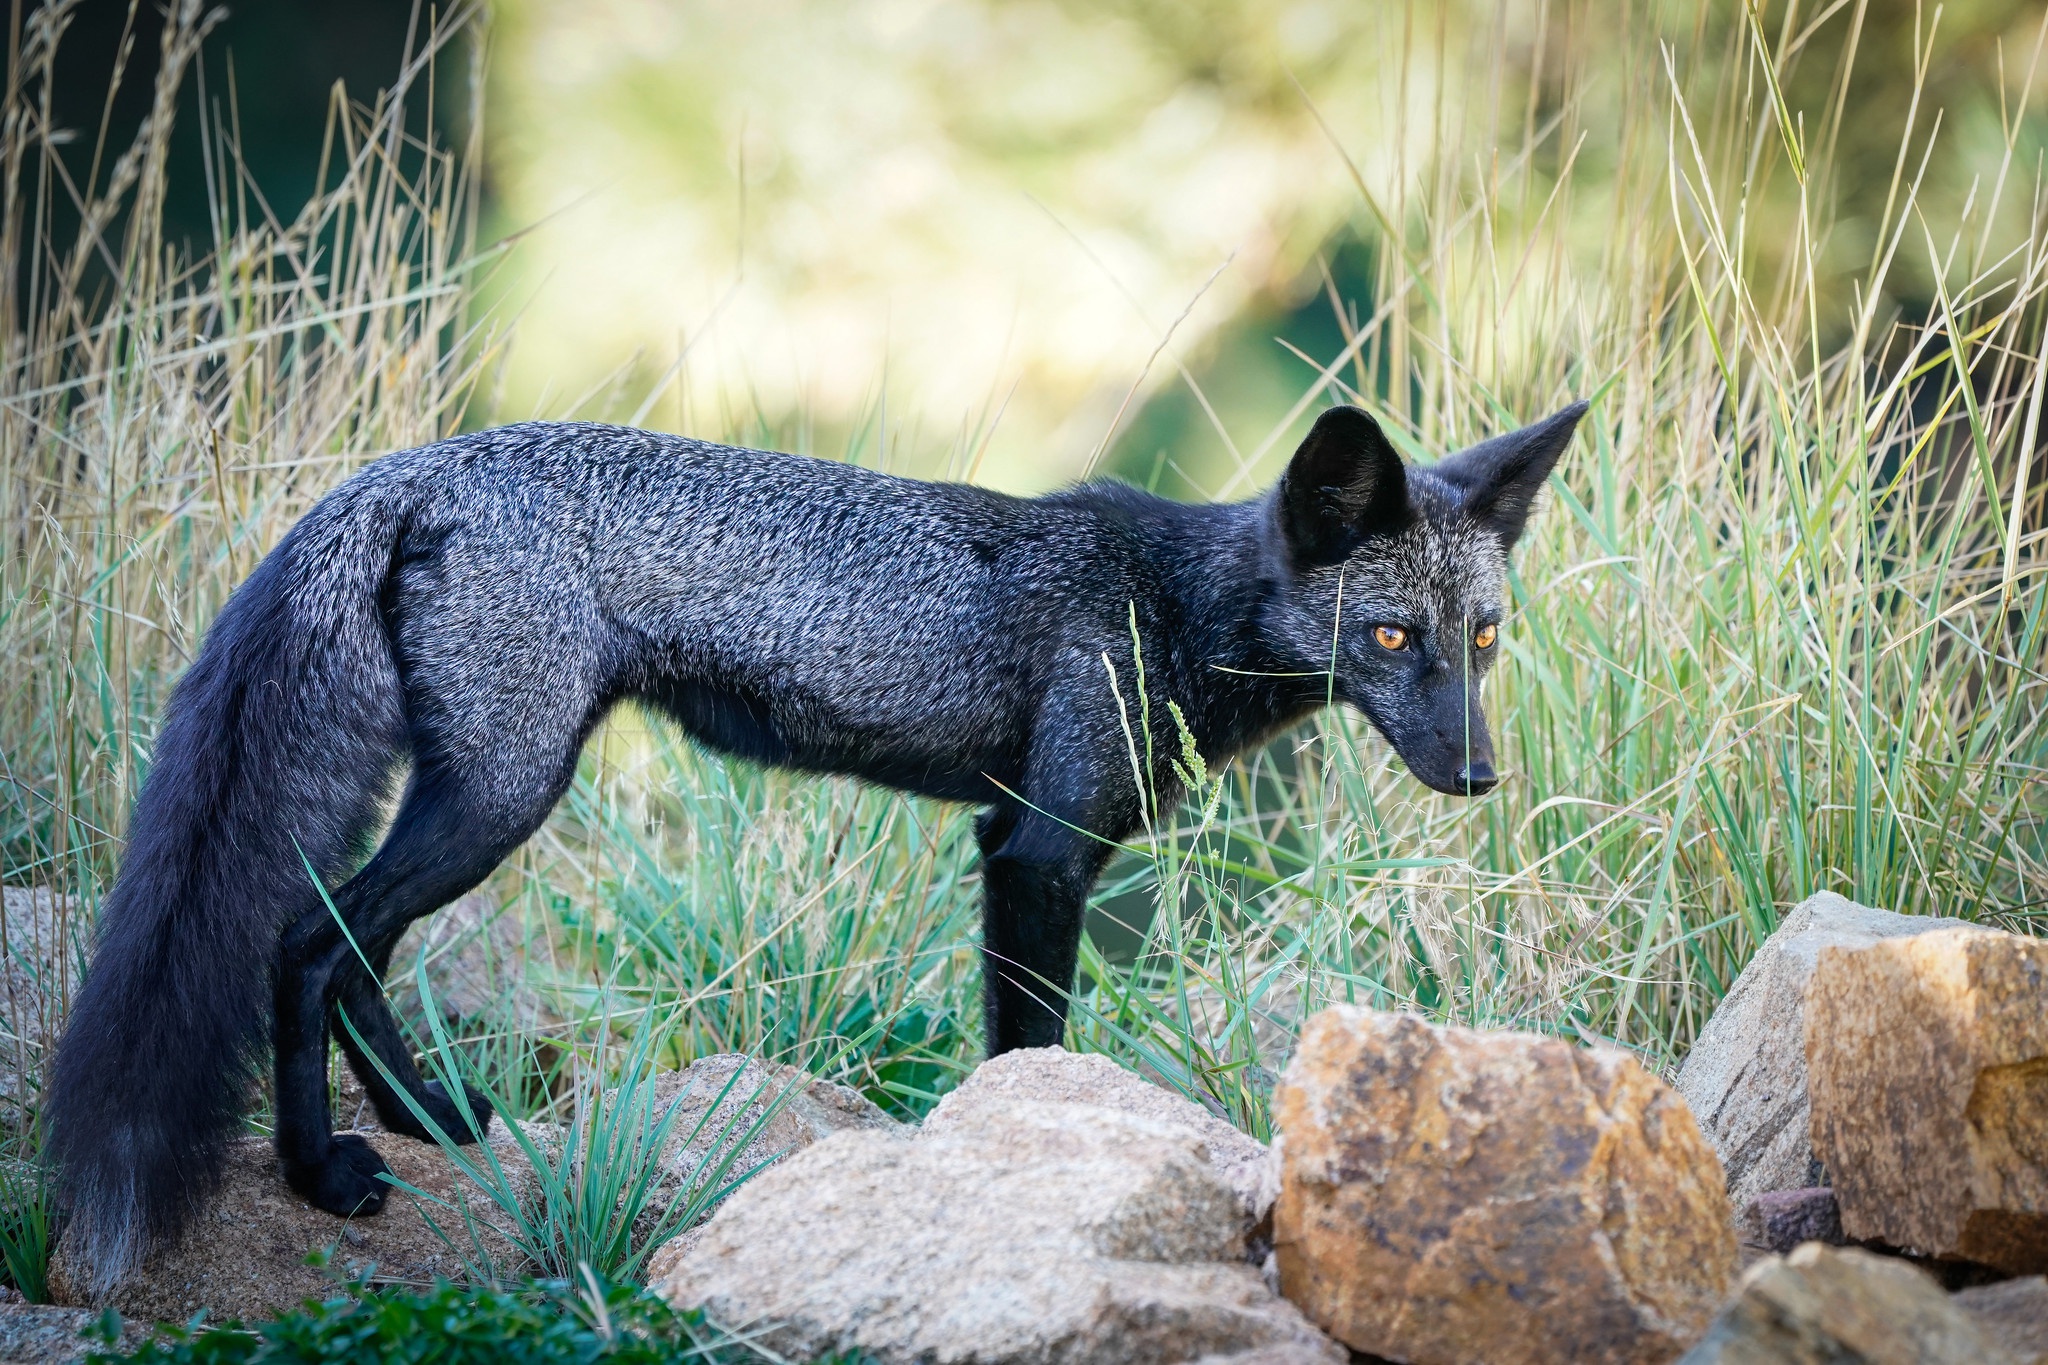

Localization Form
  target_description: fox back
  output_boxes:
[362,421,1314,800]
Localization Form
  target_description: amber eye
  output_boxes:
[1373,625,1408,651]
[1473,623,1498,649]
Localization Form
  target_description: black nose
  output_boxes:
[1456,760,1498,795]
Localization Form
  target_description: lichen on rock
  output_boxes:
[1272,1005,1735,1365]
[1805,924,2048,1274]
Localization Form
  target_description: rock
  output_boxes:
[48,1124,551,1324]
[621,1055,897,1256]
[653,1096,1342,1364]
[1955,1276,2048,1364]
[0,888,89,1127]
[640,1227,702,1289]
[1805,925,2048,1273]
[1678,1242,2015,1363]
[1675,892,1970,1208]
[1272,1005,1735,1365]
[923,1046,1275,1219]
[0,1299,144,1363]
[628,1055,896,1217]
[1738,1187,1844,1255]
[1184,1347,1346,1365]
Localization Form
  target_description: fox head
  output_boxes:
[1261,400,1588,796]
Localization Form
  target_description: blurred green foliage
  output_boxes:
[483,0,2048,493]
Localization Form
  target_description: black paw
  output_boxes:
[423,1079,495,1145]
[377,1080,495,1145]
[287,1132,392,1218]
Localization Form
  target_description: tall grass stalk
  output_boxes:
[0,0,493,1110]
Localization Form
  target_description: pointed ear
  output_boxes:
[1276,405,1410,567]
[1431,400,1588,548]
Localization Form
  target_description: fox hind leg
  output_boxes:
[274,718,593,1217]
[328,923,492,1146]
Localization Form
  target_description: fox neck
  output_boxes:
[1146,497,1340,767]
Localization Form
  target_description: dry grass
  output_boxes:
[1,0,487,1060]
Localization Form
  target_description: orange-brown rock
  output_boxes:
[1805,925,2048,1274]
[1673,892,1969,1207]
[1272,1006,1736,1365]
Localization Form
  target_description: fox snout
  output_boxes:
[1406,731,1498,797]
[1376,682,1499,798]
[1409,733,1497,797]
[1454,754,1498,796]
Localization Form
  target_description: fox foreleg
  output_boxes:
[976,717,1138,1054]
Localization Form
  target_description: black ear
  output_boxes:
[1276,405,1410,567]
[1431,400,1588,548]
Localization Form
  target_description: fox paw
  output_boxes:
[288,1132,391,1218]
[377,1080,495,1146]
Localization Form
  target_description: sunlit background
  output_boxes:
[482,0,1412,490]
[49,0,2048,492]
[483,0,2048,491]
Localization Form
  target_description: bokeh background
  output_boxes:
[50,0,2048,492]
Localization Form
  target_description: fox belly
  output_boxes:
[641,670,1021,803]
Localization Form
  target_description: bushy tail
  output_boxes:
[47,491,409,1295]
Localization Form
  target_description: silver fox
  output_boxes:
[47,399,1586,1289]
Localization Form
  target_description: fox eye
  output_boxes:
[1373,625,1409,651]
[1473,623,1497,649]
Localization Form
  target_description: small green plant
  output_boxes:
[334,940,820,1285]
[550,724,984,1113]
[0,1153,56,1302]
[81,1273,861,1364]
